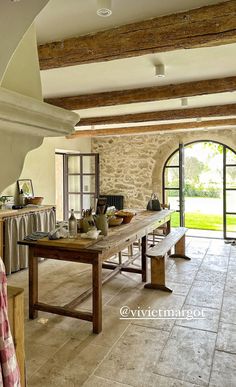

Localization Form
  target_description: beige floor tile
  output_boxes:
[7,237,236,387]
[146,373,197,387]
[184,247,206,259]
[230,260,236,267]
[82,375,131,386]
[25,317,76,348]
[175,305,220,332]
[195,269,226,284]
[107,286,168,310]
[25,342,60,378]
[209,351,236,387]
[220,292,236,324]
[225,270,236,293]
[131,294,185,332]
[155,326,216,386]
[224,280,236,294]
[201,254,229,270]
[28,341,109,387]
[95,325,169,387]
[167,270,196,285]
[25,311,96,347]
[207,246,231,257]
[216,322,236,353]
[229,246,236,257]
[170,258,202,271]
[166,282,191,296]
[87,306,130,348]
[186,281,224,309]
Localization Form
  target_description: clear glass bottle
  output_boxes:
[19,189,25,206]
[68,209,77,238]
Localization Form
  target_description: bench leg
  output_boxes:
[169,235,191,260]
[144,257,172,292]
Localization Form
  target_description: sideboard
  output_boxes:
[0,206,55,274]
[7,285,25,386]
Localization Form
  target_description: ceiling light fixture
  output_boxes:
[97,0,112,17]
[155,64,165,78]
[181,97,188,107]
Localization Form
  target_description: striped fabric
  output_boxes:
[0,259,20,386]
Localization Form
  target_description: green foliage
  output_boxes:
[185,156,205,183]
[171,212,236,232]
[184,183,221,198]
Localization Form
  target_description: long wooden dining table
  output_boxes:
[18,209,172,333]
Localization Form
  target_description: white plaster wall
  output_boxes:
[2,136,92,205]
[92,129,236,208]
[0,0,49,82]
[1,24,42,100]
[0,6,78,194]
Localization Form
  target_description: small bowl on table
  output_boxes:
[115,211,135,224]
[108,216,123,227]
[25,196,44,205]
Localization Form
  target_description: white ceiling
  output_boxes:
[35,0,236,131]
[36,0,229,44]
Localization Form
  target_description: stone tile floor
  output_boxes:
[7,237,236,387]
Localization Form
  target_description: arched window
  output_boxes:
[162,141,236,239]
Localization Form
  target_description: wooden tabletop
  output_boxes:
[18,209,172,256]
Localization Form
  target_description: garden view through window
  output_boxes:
[163,141,236,239]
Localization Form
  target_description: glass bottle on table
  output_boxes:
[68,209,77,238]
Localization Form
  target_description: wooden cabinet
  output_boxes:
[7,286,25,387]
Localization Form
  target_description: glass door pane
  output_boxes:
[68,175,81,193]
[179,143,185,227]
[163,150,180,227]
[224,147,236,239]
[68,156,80,174]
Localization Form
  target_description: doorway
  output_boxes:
[55,152,99,221]
[163,141,236,239]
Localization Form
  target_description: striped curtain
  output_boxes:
[4,209,55,275]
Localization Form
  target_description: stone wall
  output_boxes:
[92,129,236,209]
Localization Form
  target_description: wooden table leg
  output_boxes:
[92,257,102,334]
[141,235,147,282]
[28,249,38,319]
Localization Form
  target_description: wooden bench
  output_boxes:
[144,227,190,293]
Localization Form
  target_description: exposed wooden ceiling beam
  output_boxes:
[77,104,236,126]
[68,119,236,138]
[45,76,236,110]
[39,1,236,70]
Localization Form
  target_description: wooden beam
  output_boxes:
[77,104,236,126]
[44,76,236,110]
[39,1,236,70]
[68,119,236,138]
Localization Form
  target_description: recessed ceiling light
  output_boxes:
[97,0,112,17]
[181,97,188,107]
[155,64,165,78]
